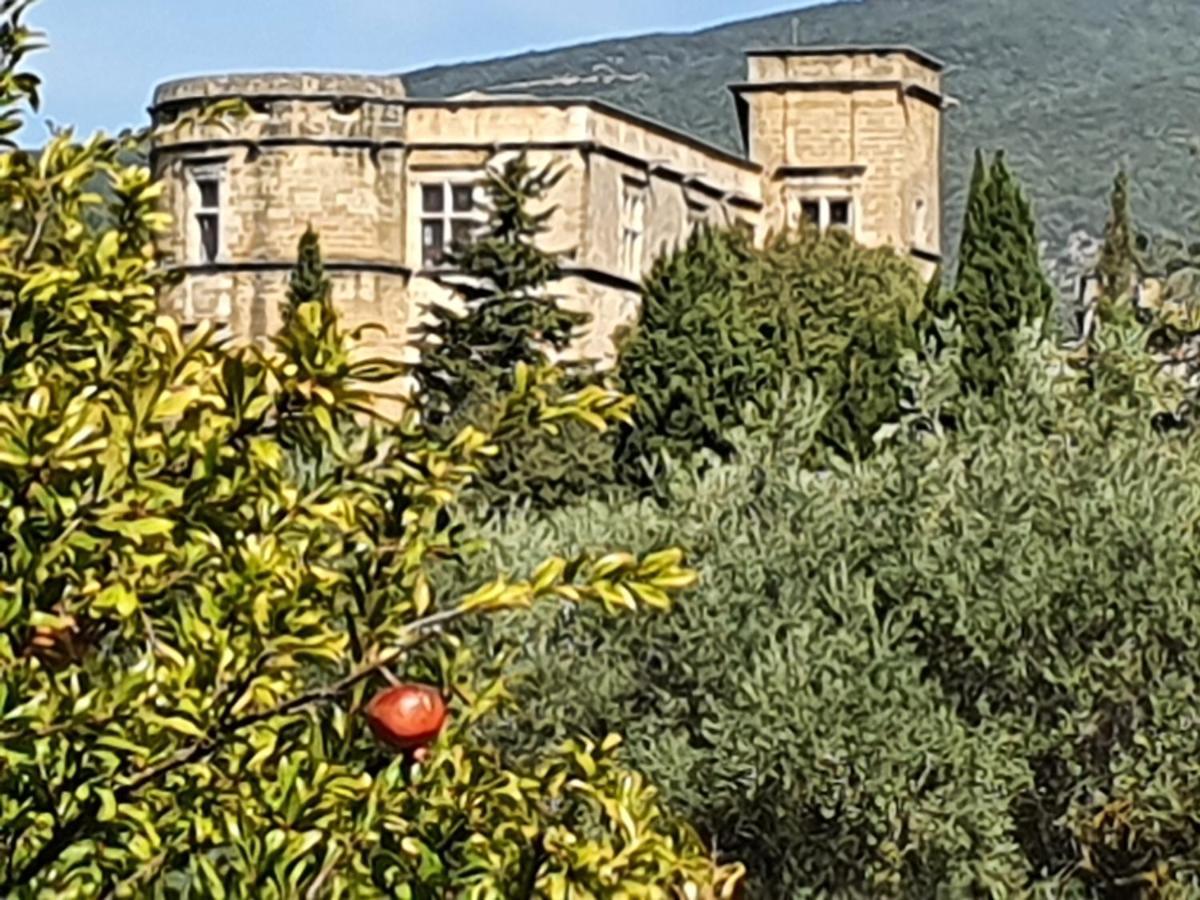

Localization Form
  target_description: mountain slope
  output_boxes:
[403,0,1200,282]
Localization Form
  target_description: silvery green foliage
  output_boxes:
[444,323,1200,897]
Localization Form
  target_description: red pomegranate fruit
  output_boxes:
[364,683,448,751]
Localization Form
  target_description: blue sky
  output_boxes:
[20,0,824,143]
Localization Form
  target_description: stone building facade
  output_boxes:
[149,46,946,396]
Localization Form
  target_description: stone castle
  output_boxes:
[149,45,946,390]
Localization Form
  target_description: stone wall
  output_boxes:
[152,74,412,355]
[746,47,942,94]
[398,100,761,366]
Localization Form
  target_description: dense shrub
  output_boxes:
[441,316,1200,897]
[616,222,927,483]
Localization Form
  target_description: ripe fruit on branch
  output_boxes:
[364,683,448,752]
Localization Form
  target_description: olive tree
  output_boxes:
[447,311,1200,896]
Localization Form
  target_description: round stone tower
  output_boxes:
[149,72,410,351]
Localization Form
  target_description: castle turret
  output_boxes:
[729,46,945,278]
[149,73,410,348]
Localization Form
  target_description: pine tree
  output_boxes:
[411,153,589,434]
[1096,167,1137,302]
[409,153,617,510]
[943,149,1056,395]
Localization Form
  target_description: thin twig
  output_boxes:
[304,850,341,900]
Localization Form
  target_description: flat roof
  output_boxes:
[744,45,945,72]
[153,72,407,106]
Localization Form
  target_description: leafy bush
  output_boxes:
[616,222,927,483]
[0,10,743,896]
[443,316,1200,897]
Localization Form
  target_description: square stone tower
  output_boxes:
[729,46,945,278]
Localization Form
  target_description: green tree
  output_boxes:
[940,149,1056,395]
[617,222,927,483]
[615,225,770,485]
[410,152,587,433]
[0,9,744,896]
[409,153,619,512]
[287,223,331,306]
[1096,167,1137,302]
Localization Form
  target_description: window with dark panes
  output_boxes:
[619,178,647,277]
[421,181,480,267]
[188,166,223,264]
[788,194,855,235]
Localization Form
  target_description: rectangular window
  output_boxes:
[620,178,647,277]
[451,184,474,213]
[186,166,223,264]
[197,211,219,263]
[789,195,854,235]
[421,220,445,266]
[198,178,220,210]
[828,198,851,230]
[421,184,445,214]
[420,180,480,267]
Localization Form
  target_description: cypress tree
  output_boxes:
[288,224,331,308]
[944,149,1055,395]
[951,150,990,296]
[1096,167,1136,301]
[914,263,944,357]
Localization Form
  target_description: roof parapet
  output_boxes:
[742,45,945,72]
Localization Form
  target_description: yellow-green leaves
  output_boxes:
[383,732,745,898]
[458,577,532,614]
[95,581,138,618]
[0,9,734,894]
[448,546,697,619]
